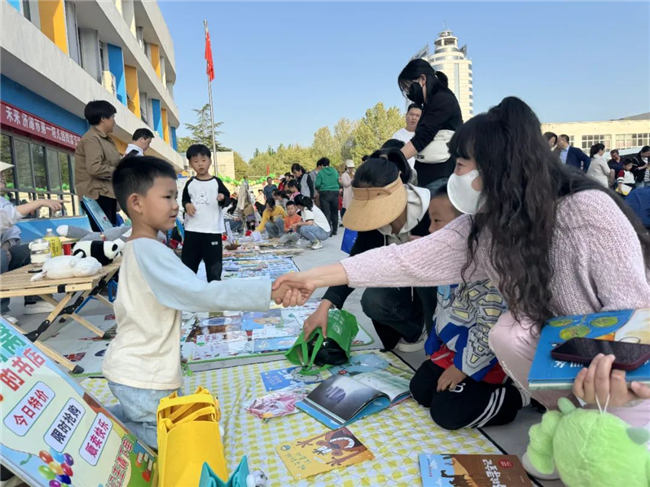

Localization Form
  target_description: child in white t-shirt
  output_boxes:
[105,156,287,447]
[293,195,330,249]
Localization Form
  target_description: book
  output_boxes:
[419,453,532,487]
[260,366,329,391]
[276,427,373,480]
[528,308,650,390]
[296,369,411,429]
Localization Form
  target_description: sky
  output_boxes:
[159,1,650,160]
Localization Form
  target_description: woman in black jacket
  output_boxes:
[398,59,463,186]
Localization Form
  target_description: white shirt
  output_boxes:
[103,239,271,389]
[586,154,611,188]
[392,128,416,169]
[302,206,331,233]
[182,177,226,234]
[124,143,144,156]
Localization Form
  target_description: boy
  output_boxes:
[278,200,302,244]
[409,184,526,430]
[104,156,283,447]
[181,144,230,281]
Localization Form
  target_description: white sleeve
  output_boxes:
[133,239,272,312]
[0,204,22,234]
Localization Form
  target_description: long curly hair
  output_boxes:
[449,97,650,324]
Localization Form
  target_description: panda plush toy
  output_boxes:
[72,240,125,266]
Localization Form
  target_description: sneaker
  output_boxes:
[23,301,56,315]
[310,240,323,250]
[1,315,18,325]
[396,330,426,352]
[521,452,560,481]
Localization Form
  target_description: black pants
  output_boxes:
[414,158,455,187]
[410,360,523,430]
[1,244,36,313]
[361,286,436,351]
[82,195,118,231]
[318,190,339,235]
[181,231,223,282]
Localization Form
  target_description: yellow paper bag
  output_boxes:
[156,386,228,487]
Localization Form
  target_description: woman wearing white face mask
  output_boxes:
[275,97,650,433]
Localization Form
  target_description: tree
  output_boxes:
[333,118,357,164]
[312,126,338,164]
[350,102,404,161]
[233,151,249,178]
[183,103,229,151]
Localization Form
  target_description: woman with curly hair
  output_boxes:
[274,97,650,428]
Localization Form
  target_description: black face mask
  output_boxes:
[407,82,425,105]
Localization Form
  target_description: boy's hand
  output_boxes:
[217,193,225,202]
[185,203,196,216]
[437,365,467,392]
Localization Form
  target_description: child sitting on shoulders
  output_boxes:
[410,183,528,430]
[103,156,286,447]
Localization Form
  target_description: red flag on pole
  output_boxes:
[204,28,215,81]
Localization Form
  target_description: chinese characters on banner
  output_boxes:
[0,319,157,486]
[0,101,81,150]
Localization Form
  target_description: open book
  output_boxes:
[529,308,650,390]
[296,369,411,429]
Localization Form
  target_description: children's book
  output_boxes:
[296,369,411,429]
[419,454,532,487]
[260,366,329,391]
[528,308,650,390]
[276,427,373,480]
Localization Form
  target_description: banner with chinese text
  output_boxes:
[0,318,157,486]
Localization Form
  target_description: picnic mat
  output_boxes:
[81,352,499,486]
[181,303,375,372]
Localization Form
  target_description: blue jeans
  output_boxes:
[265,218,284,238]
[298,225,329,243]
[107,381,178,448]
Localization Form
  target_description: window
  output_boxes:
[632,133,650,147]
[444,38,455,45]
[581,134,611,151]
[0,133,77,213]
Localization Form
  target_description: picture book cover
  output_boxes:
[528,308,650,389]
[276,427,373,480]
[260,366,329,391]
[419,454,532,487]
[296,369,411,429]
[0,318,157,487]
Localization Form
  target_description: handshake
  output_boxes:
[270,272,315,307]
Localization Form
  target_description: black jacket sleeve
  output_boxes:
[321,230,385,308]
[307,174,315,198]
[216,177,231,207]
[181,178,193,208]
[579,150,591,172]
[410,90,462,152]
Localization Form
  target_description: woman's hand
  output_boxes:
[272,272,317,307]
[303,300,332,339]
[573,353,650,408]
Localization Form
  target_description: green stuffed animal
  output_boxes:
[526,397,650,487]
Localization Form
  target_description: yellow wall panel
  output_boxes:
[149,43,161,79]
[161,108,169,143]
[38,0,68,54]
[124,65,141,117]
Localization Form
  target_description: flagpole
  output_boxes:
[204,19,218,175]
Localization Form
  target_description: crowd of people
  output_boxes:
[1,57,649,484]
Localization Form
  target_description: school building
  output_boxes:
[0,0,183,214]
[541,113,650,154]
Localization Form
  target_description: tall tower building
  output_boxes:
[415,30,473,122]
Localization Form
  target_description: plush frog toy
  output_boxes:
[526,397,650,487]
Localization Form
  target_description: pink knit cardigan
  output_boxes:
[342,190,650,317]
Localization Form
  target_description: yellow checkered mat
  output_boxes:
[81,353,499,486]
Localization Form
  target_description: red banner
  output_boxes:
[205,31,215,82]
[0,101,82,150]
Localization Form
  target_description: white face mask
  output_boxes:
[447,169,482,215]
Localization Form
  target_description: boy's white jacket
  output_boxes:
[102,238,271,390]
[377,184,430,245]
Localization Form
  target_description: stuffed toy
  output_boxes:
[72,240,124,266]
[525,397,650,487]
[31,255,102,281]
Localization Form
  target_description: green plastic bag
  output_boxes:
[285,309,359,375]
